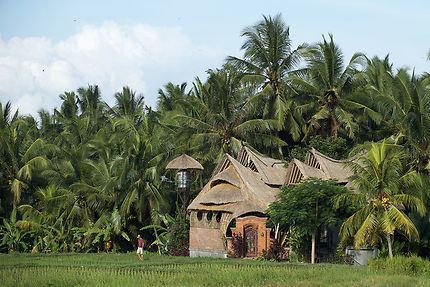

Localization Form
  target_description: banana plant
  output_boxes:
[0,207,32,252]
[84,208,130,252]
[141,210,175,254]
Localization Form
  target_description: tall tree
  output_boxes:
[227,14,305,146]
[392,70,430,172]
[334,141,426,258]
[111,86,145,122]
[157,82,190,113]
[113,106,168,224]
[354,55,394,142]
[176,68,281,162]
[293,35,379,139]
[0,107,48,208]
[0,102,20,214]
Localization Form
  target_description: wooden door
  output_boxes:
[245,226,257,257]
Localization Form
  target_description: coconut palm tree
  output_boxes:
[112,105,169,224]
[175,68,282,162]
[227,14,305,146]
[77,85,107,127]
[0,101,19,214]
[110,86,145,124]
[0,107,49,207]
[157,82,190,113]
[293,34,379,139]
[334,140,426,258]
[391,70,430,172]
[352,55,393,142]
[366,67,430,171]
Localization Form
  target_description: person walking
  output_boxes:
[137,235,144,261]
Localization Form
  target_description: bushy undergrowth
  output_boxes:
[228,234,247,258]
[369,255,430,276]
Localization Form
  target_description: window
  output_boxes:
[216,212,222,223]
[207,211,213,222]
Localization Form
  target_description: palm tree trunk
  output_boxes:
[274,223,279,240]
[386,233,393,259]
[330,113,338,138]
[311,197,318,264]
[267,89,284,158]
[311,229,316,264]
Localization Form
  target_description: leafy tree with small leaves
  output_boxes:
[268,178,349,264]
[286,135,351,162]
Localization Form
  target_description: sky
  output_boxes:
[0,0,429,116]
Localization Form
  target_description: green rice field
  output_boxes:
[0,253,429,287]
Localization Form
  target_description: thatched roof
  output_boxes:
[198,183,243,205]
[236,147,287,186]
[306,148,353,183]
[188,154,279,217]
[189,146,356,234]
[285,148,355,186]
[286,158,327,182]
[211,166,241,188]
[166,154,204,170]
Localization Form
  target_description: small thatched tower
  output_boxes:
[166,154,204,171]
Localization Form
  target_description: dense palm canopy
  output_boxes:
[293,34,381,139]
[174,68,282,161]
[391,70,430,171]
[0,14,429,258]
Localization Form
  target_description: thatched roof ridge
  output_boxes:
[166,153,204,170]
[307,148,353,183]
[293,159,327,179]
[199,184,243,205]
[211,166,241,188]
[237,147,287,186]
[309,148,353,163]
[229,153,279,205]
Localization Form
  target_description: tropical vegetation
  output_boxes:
[268,178,349,264]
[1,14,429,263]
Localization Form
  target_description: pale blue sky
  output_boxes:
[1,0,429,115]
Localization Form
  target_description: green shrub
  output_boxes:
[286,135,351,162]
[369,255,430,275]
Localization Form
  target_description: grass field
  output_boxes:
[0,252,429,287]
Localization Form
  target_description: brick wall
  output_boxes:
[189,226,225,251]
[189,212,272,258]
[229,216,270,257]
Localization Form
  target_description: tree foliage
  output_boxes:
[0,14,429,257]
[268,178,349,263]
[334,141,427,258]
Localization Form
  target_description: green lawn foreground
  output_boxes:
[0,253,429,287]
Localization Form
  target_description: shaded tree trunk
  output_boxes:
[386,233,393,259]
[311,197,318,264]
[329,112,338,138]
[311,229,316,264]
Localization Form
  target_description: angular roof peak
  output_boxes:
[166,153,204,170]
[188,153,279,217]
[236,146,287,185]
